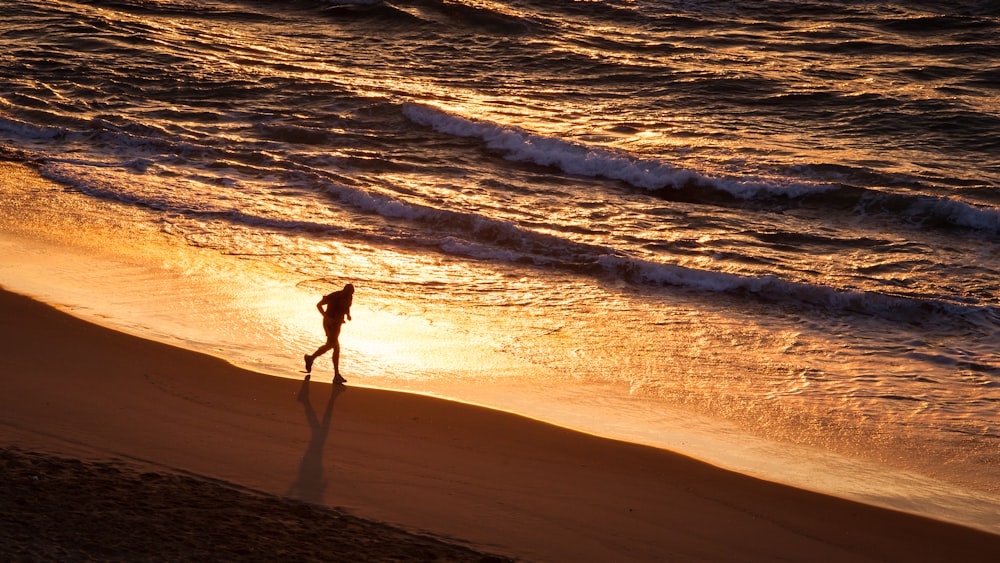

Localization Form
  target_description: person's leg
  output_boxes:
[311,342,334,359]
[330,322,345,382]
[305,319,337,373]
[305,341,333,371]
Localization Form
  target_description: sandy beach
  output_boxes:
[0,446,506,562]
[1,287,998,561]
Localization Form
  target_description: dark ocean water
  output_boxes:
[2,0,999,525]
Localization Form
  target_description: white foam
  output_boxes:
[597,254,997,322]
[403,102,834,199]
[0,113,67,141]
[913,195,1000,233]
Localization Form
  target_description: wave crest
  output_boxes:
[404,103,1000,234]
[403,102,833,200]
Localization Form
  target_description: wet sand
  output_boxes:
[2,287,999,561]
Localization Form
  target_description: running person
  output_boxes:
[304,283,354,383]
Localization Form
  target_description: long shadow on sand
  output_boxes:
[287,376,345,504]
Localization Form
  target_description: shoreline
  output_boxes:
[2,287,999,561]
[5,158,1000,536]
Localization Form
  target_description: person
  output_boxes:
[304,283,354,383]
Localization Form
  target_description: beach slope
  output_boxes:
[2,288,999,561]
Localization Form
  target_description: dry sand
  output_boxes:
[1,446,506,562]
[2,287,999,562]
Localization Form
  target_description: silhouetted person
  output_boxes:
[304,283,354,383]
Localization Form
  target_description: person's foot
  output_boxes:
[304,354,314,373]
[333,373,347,384]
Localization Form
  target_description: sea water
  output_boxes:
[1,0,998,531]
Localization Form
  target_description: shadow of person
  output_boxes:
[287,376,345,504]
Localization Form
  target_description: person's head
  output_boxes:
[344,283,355,294]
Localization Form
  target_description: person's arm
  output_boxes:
[345,294,352,321]
[316,296,327,316]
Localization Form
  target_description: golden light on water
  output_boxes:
[0,163,508,383]
[4,0,999,537]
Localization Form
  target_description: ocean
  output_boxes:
[1,0,998,531]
